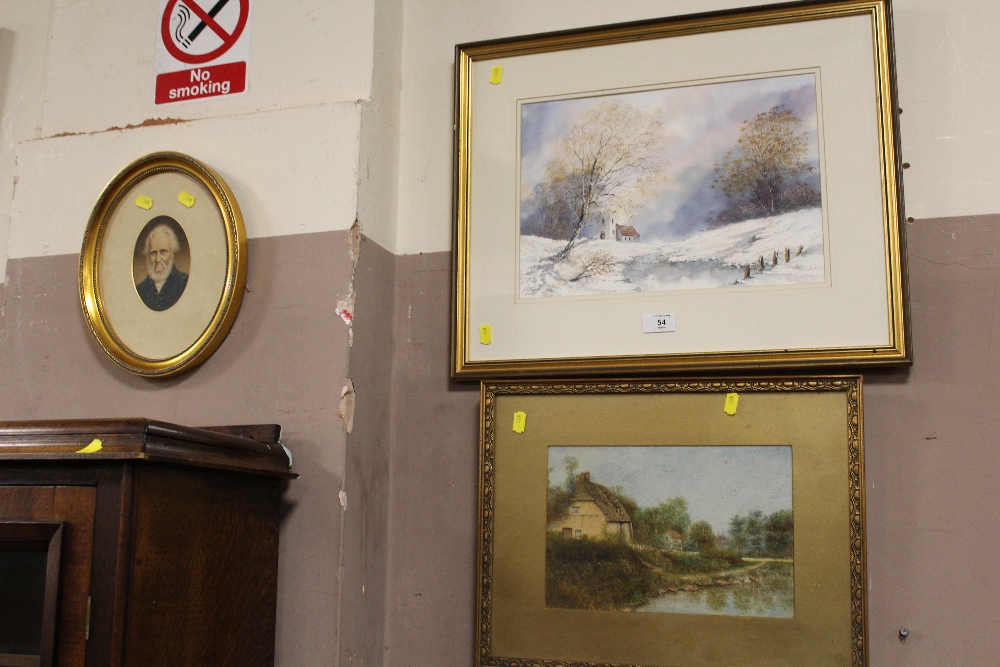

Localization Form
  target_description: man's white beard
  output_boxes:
[148,260,174,292]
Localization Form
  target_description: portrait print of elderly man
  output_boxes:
[136,217,189,311]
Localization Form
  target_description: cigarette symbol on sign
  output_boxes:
[173,0,232,50]
[161,0,248,65]
[173,6,191,46]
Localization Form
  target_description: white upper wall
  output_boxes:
[9,103,361,259]
[0,2,52,278]
[41,0,374,135]
[5,0,1000,262]
[0,0,382,272]
[357,0,404,250]
[395,0,1000,256]
[892,0,1000,220]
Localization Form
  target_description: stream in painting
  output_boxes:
[635,562,794,618]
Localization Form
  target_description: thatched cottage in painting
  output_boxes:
[549,472,633,542]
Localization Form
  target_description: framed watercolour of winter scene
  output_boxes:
[476,378,867,667]
[453,0,910,377]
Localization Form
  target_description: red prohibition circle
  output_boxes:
[161,0,249,65]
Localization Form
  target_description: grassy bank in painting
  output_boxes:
[546,533,748,610]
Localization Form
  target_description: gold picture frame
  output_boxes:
[79,152,247,377]
[478,377,866,667]
[454,0,909,378]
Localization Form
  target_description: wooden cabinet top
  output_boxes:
[0,418,294,478]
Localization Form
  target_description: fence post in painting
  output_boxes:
[784,247,790,263]
[759,255,765,270]
[797,245,803,256]
[772,250,778,266]
[744,264,751,280]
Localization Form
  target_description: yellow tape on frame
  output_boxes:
[724,393,739,415]
[512,411,526,433]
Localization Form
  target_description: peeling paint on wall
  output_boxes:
[339,378,356,433]
[336,288,356,343]
[335,218,362,345]
[348,217,361,268]
[49,116,189,139]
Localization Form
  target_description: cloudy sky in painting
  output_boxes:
[520,72,820,241]
[547,445,792,536]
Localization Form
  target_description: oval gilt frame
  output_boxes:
[79,152,247,378]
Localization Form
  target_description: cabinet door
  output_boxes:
[0,487,97,667]
[124,467,279,666]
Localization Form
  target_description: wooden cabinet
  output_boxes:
[0,419,294,667]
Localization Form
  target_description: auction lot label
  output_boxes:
[155,0,251,105]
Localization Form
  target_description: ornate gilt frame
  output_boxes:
[79,152,247,377]
[454,0,909,378]
[478,377,866,666]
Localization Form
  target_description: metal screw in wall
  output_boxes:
[899,627,909,639]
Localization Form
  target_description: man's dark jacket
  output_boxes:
[137,267,188,311]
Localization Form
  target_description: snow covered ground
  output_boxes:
[519,207,825,298]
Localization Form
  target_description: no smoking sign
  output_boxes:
[155,0,251,105]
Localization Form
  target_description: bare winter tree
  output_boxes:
[531,100,669,260]
[522,172,578,240]
[569,250,615,283]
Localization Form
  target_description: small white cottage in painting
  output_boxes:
[617,225,640,242]
[593,217,640,242]
[548,472,633,542]
[665,529,684,551]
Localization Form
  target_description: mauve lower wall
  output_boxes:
[339,235,397,666]
[2,217,998,665]
[386,251,480,665]
[0,230,353,666]
[863,215,1000,666]
[383,215,1000,666]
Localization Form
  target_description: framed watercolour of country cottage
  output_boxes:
[453,0,910,377]
[477,377,866,667]
[79,152,247,377]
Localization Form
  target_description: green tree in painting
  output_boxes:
[764,509,794,558]
[728,509,794,557]
[632,497,691,549]
[689,520,716,554]
[546,455,581,522]
[728,514,749,556]
[712,104,819,222]
[563,456,580,492]
[745,509,766,556]
[546,484,573,523]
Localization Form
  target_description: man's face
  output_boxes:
[147,231,175,283]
